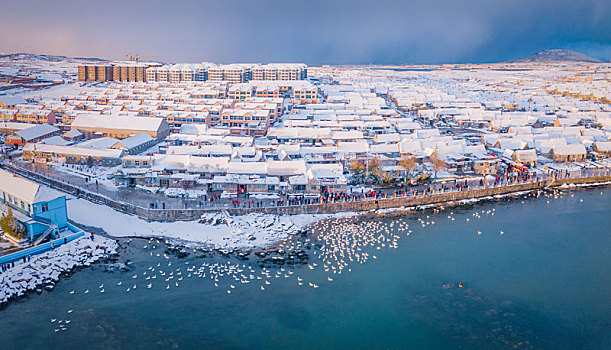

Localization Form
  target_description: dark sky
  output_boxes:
[1,0,609,64]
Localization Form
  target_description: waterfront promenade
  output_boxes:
[1,161,609,222]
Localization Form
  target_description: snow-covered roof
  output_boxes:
[553,144,586,156]
[16,124,59,141]
[79,137,119,149]
[0,168,62,204]
[63,129,82,138]
[24,143,124,159]
[337,141,369,153]
[227,161,267,174]
[266,160,306,176]
[42,136,70,146]
[0,96,27,107]
[370,143,399,154]
[0,121,37,131]
[116,132,153,149]
[514,149,537,162]
[71,113,166,132]
[594,141,611,152]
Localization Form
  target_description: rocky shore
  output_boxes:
[0,236,118,305]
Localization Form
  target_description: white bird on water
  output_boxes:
[477,230,482,235]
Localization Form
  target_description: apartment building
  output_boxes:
[220,108,271,130]
[292,82,319,104]
[147,64,207,83]
[207,64,251,84]
[15,107,57,124]
[77,62,161,82]
[252,63,307,81]
[228,83,254,100]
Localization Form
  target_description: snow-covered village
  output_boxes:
[0,0,610,348]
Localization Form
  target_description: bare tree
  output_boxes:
[429,149,447,177]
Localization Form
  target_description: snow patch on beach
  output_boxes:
[67,197,351,249]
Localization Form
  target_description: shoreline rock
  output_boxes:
[0,236,119,305]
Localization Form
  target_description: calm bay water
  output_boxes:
[1,187,609,349]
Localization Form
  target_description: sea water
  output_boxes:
[0,187,609,349]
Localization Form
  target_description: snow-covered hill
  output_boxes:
[508,49,602,63]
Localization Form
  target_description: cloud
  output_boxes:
[0,0,609,64]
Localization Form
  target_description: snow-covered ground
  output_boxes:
[0,235,118,304]
[67,197,353,249]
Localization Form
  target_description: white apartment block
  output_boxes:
[146,63,306,84]
[146,64,207,83]
[252,64,307,81]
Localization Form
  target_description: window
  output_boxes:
[42,203,49,212]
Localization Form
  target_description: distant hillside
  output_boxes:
[508,49,602,63]
[0,53,107,62]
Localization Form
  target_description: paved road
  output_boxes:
[6,160,611,211]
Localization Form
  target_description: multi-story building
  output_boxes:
[292,82,319,104]
[252,64,307,81]
[15,107,57,124]
[78,65,87,81]
[220,108,271,130]
[146,64,207,83]
[207,64,252,84]
[77,62,161,82]
[228,83,254,100]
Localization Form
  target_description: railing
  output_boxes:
[32,224,57,246]
[0,225,84,265]
[1,160,609,221]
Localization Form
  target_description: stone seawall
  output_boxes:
[137,176,611,221]
[2,162,609,222]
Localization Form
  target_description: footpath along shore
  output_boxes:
[2,161,609,221]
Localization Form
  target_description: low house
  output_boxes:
[212,174,280,194]
[16,124,61,143]
[71,113,170,139]
[592,141,611,156]
[307,163,347,192]
[111,132,156,154]
[0,96,27,109]
[0,169,67,243]
[63,129,83,141]
[550,144,587,163]
[0,122,37,136]
[23,143,124,166]
[513,149,538,167]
